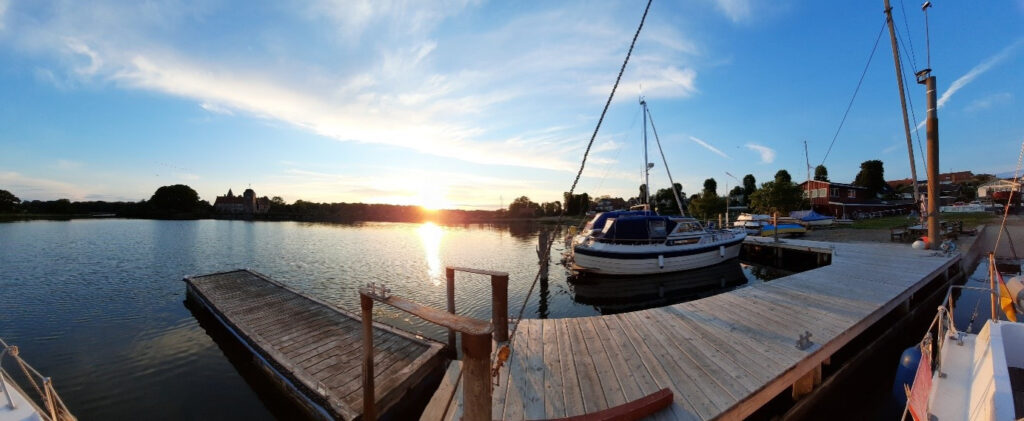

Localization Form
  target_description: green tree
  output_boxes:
[562,192,590,215]
[728,186,745,205]
[653,183,686,215]
[271,196,286,205]
[149,184,201,212]
[0,189,21,212]
[774,169,792,184]
[508,196,541,218]
[749,171,807,215]
[702,178,717,196]
[742,174,757,204]
[814,165,829,182]
[853,160,885,197]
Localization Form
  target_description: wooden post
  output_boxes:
[461,333,493,421]
[445,267,457,358]
[792,364,822,400]
[491,273,509,342]
[360,294,377,421]
[773,212,779,243]
[537,229,550,281]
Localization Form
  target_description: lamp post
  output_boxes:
[725,172,741,229]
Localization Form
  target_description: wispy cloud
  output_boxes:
[55,159,83,170]
[0,171,84,200]
[711,0,753,22]
[2,1,703,177]
[937,40,1023,109]
[744,143,775,163]
[882,142,902,154]
[0,0,8,31]
[964,92,1012,113]
[689,136,730,159]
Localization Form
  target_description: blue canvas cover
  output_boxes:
[589,210,654,231]
[789,209,832,221]
[602,215,677,240]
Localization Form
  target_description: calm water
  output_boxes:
[0,219,765,420]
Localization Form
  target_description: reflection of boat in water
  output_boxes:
[567,260,747,314]
[1,338,76,421]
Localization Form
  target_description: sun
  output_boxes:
[414,186,452,211]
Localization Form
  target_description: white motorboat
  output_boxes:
[1,339,75,421]
[570,211,745,275]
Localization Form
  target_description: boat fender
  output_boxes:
[1007,276,1024,311]
[889,346,922,414]
[657,255,664,269]
[719,245,725,258]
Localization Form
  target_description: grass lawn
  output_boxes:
[850,212,997,230]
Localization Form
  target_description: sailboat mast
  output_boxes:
[642,98,650,209]
[883,0,921,217]
[804,140,811,200]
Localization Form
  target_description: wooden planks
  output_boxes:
[185,269,445,420]
[430,237,961,420]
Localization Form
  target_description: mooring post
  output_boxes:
[360,294,377,421]
[537,229,550,281]
[773,212,779,243]
[491,273,509,342]
[445,267,457,358]
[461,333,493,421]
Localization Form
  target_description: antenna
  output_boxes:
[922,1,932,69]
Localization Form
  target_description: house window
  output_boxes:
[830,188,839,198]
[847,190,857,199]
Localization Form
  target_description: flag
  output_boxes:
[907,345,932,421]
[995,270,1019,322]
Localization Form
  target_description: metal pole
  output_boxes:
[491,274,509,342]
[884,0,921,220]
[445,267,457,358]
[642,99,650,208]
[360,294,377,421]
[923,74,940,249]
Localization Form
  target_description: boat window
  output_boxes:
[601,218,615,235]
[649,219,667,237]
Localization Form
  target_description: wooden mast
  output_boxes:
[883,0,922,222]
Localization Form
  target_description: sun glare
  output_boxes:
[414,186,451,211]
[418,222,445,286]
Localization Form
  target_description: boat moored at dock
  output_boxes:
[1,339,75,421]
[570,213,745,275]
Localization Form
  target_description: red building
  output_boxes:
[798,180,914,219]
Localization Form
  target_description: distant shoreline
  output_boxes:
[0,213,585,225]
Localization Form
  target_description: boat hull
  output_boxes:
[572,237,744,275]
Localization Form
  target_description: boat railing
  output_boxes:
[0,338,75,421]
[900,283,1002,420]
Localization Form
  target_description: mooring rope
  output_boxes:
[504,0,653,355]
[993,139,1024,258]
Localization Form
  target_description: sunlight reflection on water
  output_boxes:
[418,221,444,286]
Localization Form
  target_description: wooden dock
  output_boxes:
[425,238,962,420]
[185,270,446,420]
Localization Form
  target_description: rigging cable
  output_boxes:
[506,0,653,352]
[993,139,1024,259]
[645,105,687,215]
[897,0,920,71]
[896,29,928,167]
[820,20,887,166]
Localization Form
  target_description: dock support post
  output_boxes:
[461,333,493,421]
[360,294,377,421]
[791,364,822,400]
[445,267,457,358]
[491,274,509,343]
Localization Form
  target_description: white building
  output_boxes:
[977,180,1021,198]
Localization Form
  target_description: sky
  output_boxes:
[0,0,1022,209]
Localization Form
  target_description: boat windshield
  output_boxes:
[672,221,705,234]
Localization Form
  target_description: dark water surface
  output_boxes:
[0,219,766,420]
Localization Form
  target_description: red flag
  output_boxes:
[908,346,932,421]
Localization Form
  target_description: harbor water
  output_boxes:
[1,219,773,420]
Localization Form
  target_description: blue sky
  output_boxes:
[0,0,1021,209]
